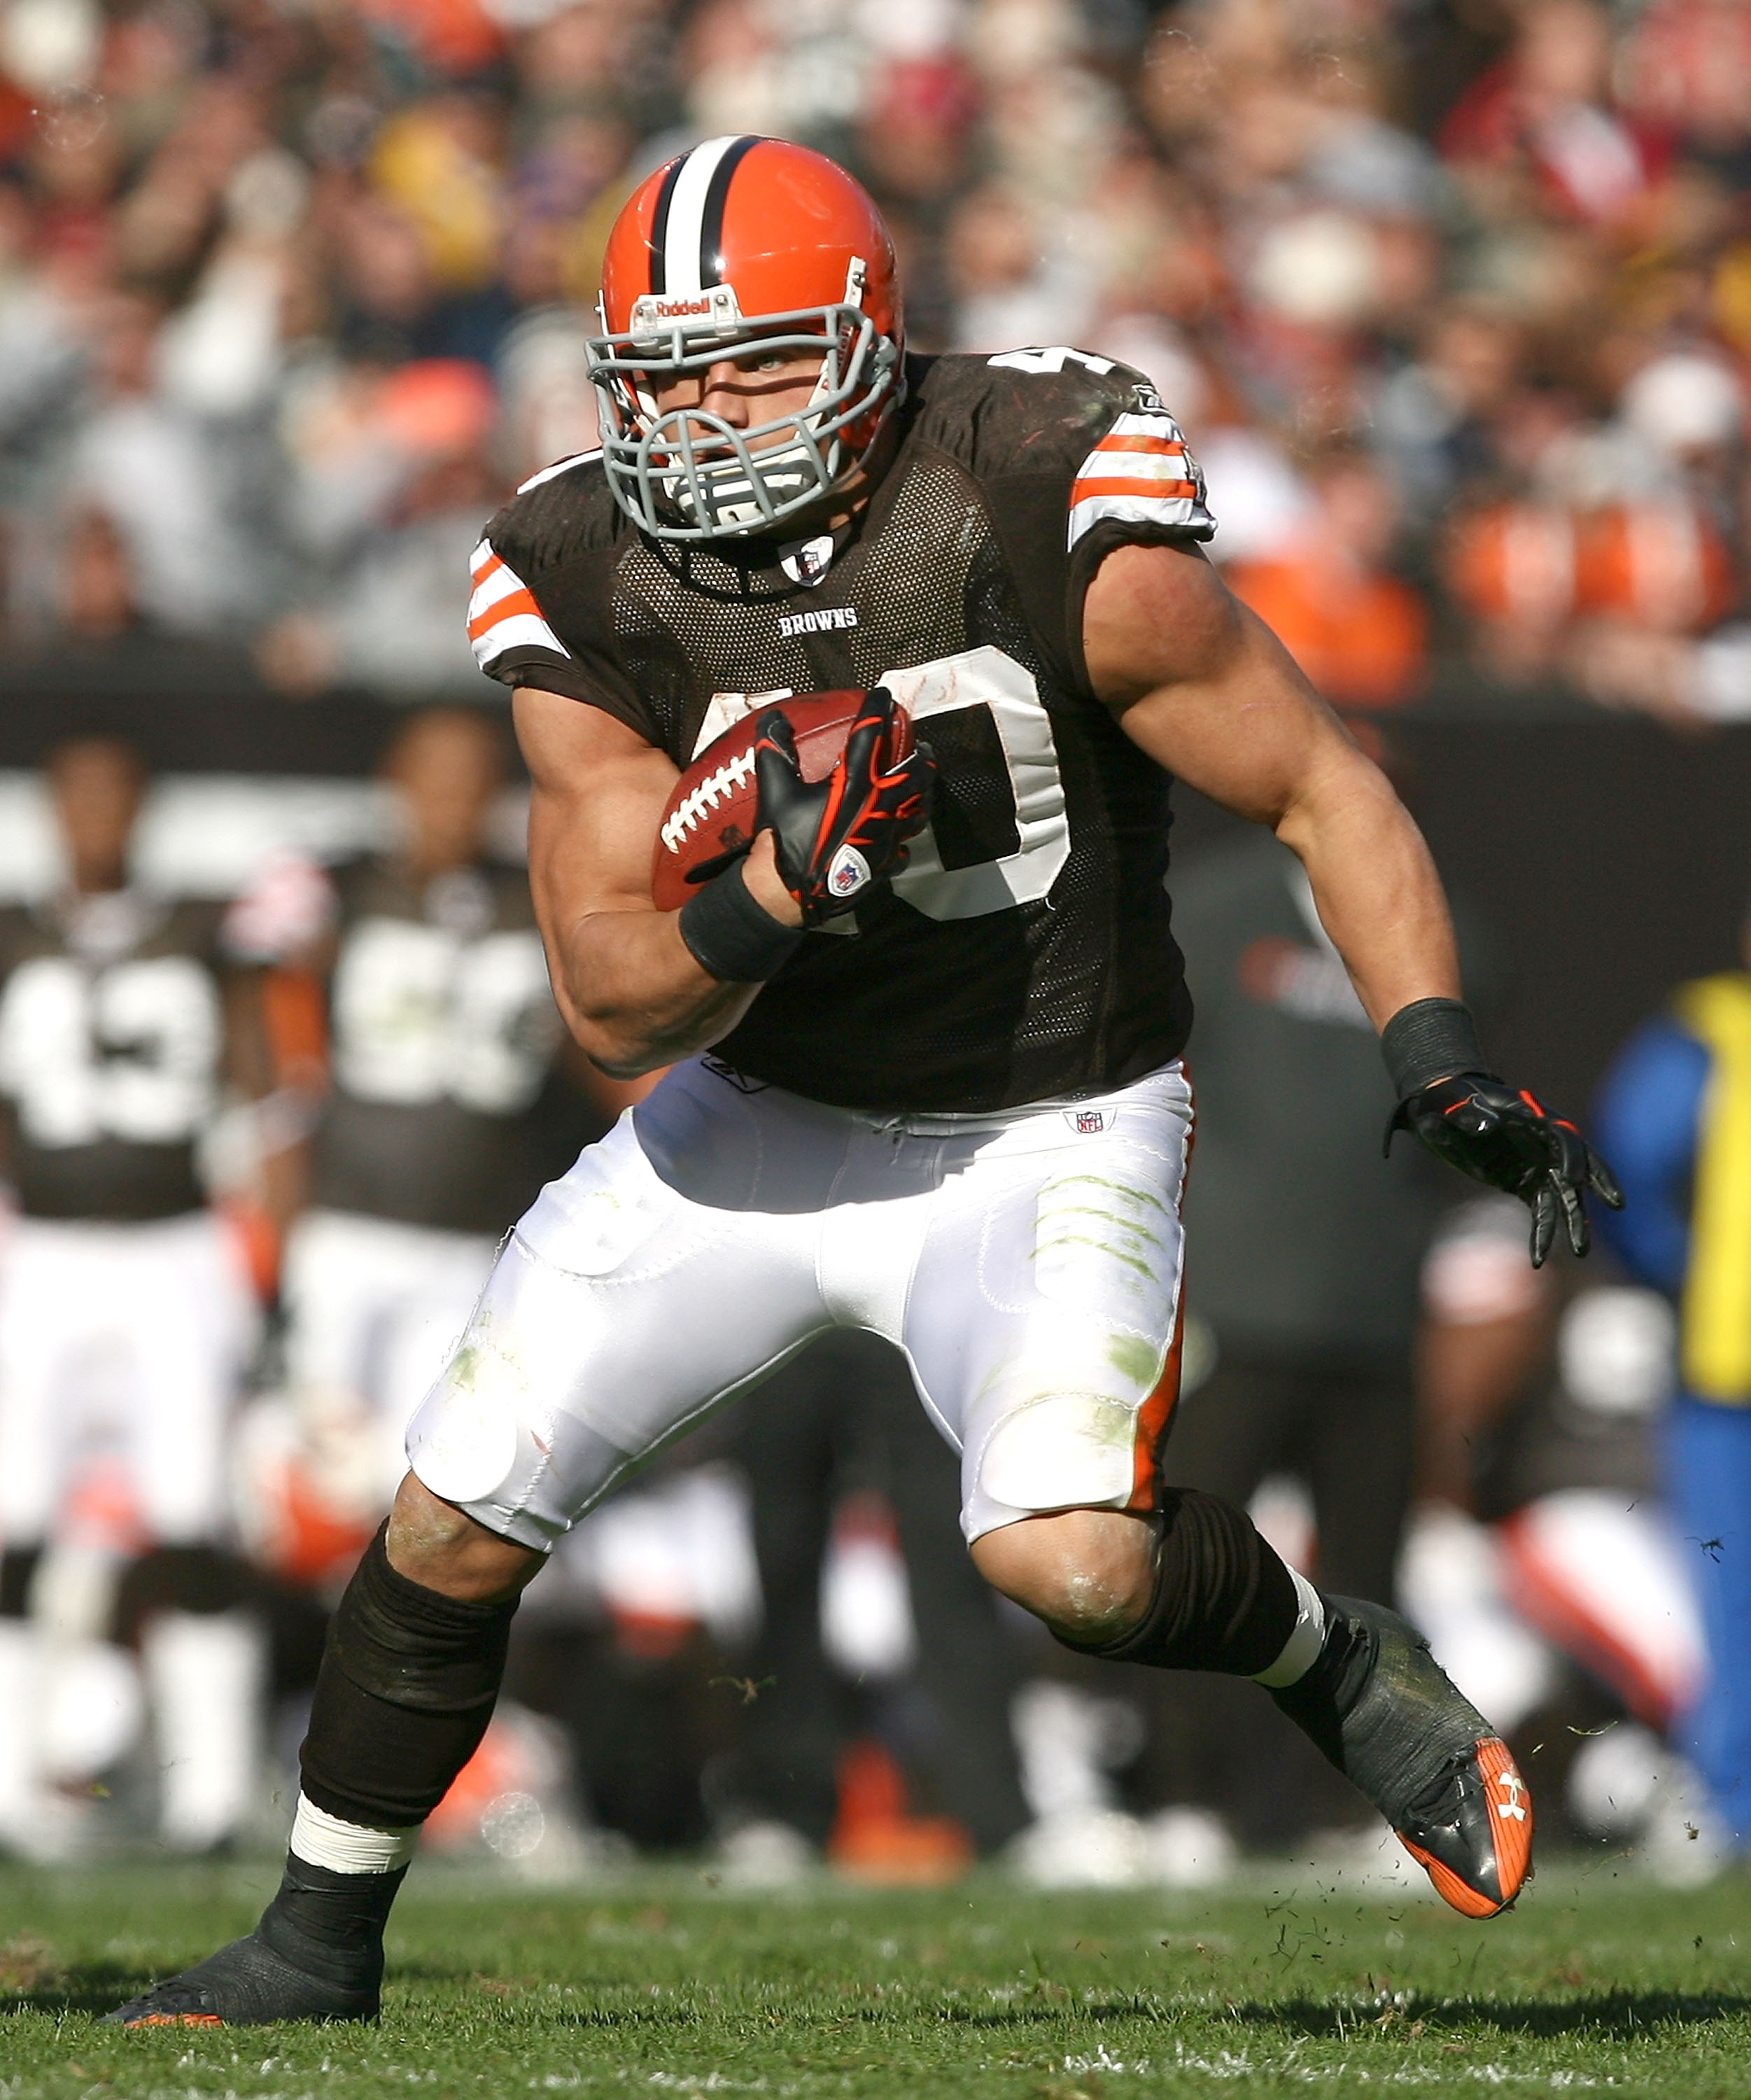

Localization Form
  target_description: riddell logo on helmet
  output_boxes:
[629,285,744,339]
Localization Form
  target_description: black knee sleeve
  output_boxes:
[299,1522,518,1830]
[1055,1488,1298,1676]
[0,1545,41,1619]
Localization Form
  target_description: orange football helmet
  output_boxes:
[586,136,905,540]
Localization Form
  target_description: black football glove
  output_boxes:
[754,687,935,928]
[1386,1072,1624,1268]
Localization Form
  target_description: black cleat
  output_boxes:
[104,1853,405,2028]
[103,1930,379,2028]
[1270,1595,1532,1917]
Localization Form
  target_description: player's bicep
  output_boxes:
[1083,540,1356,825]
[516,687,678,920]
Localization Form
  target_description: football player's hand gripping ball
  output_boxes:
[1387,1074,1624,1268]
[755,687,935,927]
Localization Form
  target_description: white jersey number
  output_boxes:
[880,647,1070,921]
[693,646,1070,924]
[332,920,561,1116]
[987,346,1117,378]
[0,954,222,1147]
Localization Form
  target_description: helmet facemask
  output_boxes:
[586,278,901,541]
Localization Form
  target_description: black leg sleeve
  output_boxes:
[257,1854,409,1992]
[0,1546,42,1619]
[1055,1487,1298,1677]
[112,1544,252,1646]
[299,1523,519,1830]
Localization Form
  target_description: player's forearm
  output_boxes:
[1274,757,1460,1032]
[551,905,763,1076]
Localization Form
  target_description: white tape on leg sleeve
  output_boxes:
[290,1792,420,1874]
[1251,1569,1327,1689]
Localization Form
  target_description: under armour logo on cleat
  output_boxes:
[1496,1768,1528,1821]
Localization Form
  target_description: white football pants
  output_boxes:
[281,1209,501,1508]
[407,1056,1193,1549]
[0,1211,256,1545]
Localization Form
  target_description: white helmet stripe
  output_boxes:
[658,134,750,297]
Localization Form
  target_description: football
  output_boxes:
[650,690,912,910]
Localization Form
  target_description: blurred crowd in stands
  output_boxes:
[2,0,1751,715]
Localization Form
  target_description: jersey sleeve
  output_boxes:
[1064,400,1214,552]
[468,537,579,692]
[938,349,1216,705]
[468,458,660,743]
[1059,379,1216,701]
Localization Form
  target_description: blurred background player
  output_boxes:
[1405,1193,1716,1879]
[245,707,632,1550]
[715,1330,1032,1881]
[1589,920,1751,1856]
[0,737,283,1858]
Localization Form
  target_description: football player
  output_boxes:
[111,139,1619,2024]
[0,737,281,1857]
[254,708,610,1535]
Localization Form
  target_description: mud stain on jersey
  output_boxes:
[978,1390,1138,1511]
[1106,1334,1163,1388]
[1034,1232,1155,1282]
[1039,1203,1167,1250]
[1046,1173,1169,1212]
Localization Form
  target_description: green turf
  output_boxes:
[2,1860,1749,2097]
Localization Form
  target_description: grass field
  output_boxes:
[2,1858,1749,2098]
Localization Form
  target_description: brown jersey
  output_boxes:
[470,349,1217,1113]
[0,891,231,1220]
[309,858,569,1236]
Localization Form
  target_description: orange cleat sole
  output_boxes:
[1400,1737,1533,1918]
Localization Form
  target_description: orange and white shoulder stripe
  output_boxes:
[467,538,572,676]
[1067,410,1215,551]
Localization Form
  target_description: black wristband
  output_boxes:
[1380,997,1490,1100]
[677,858,805,983]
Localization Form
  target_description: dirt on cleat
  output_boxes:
[1269,1595,1532,1918]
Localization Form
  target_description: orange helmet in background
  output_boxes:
[587,136,905,540]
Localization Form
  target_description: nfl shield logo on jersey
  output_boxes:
[1074,1108,1106,1134]
[827,845,871,899]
